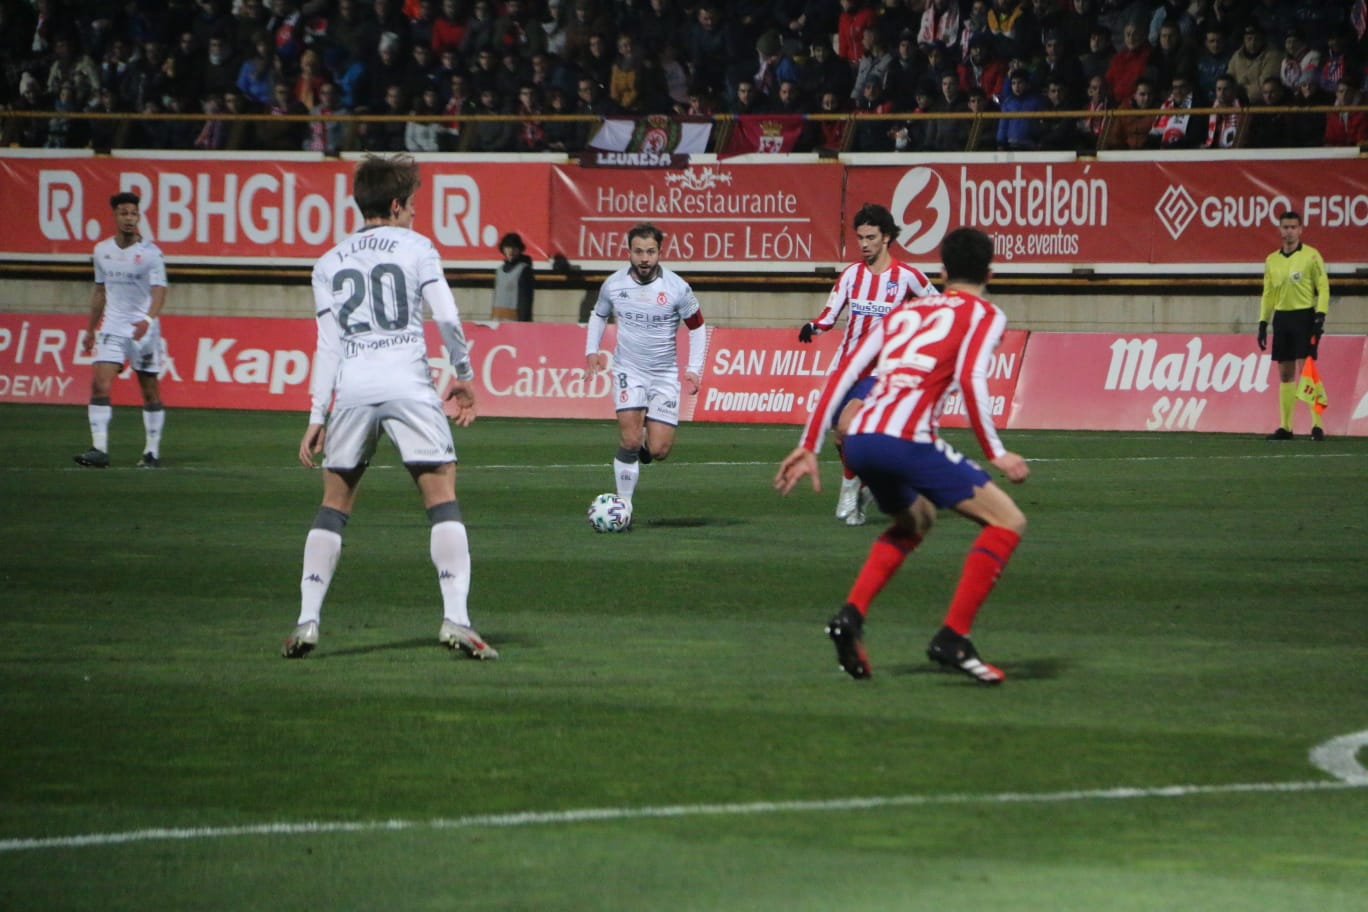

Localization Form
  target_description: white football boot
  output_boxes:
[834,476,861,520]
[845,485,874,527]
[439,620,500,660]
[281,620,319,658]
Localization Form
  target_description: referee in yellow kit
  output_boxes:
[1258,210,1330,441]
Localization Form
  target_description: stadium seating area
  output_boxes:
[0,0,1364,152]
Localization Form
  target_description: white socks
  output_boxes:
[431,521,471,626]
[142,408,165,457]
[88,403,112,452]
[613,458,640,502]
[297,529,342,626]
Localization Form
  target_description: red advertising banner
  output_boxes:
[695,327,1028,428]
[548,161,845,269]
[7,315,1365,435]
[844,156,1368,271]
[1011,332,1368,436]
[0,155,553,265]
[1146,158,1368,267]
[0,313,621,418]
[4,154,1363,272]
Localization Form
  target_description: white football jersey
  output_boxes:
[591,265,701,375]
[310,225,464,416]
[92,237,167,336]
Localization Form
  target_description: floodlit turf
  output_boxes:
[1,404,1366,911]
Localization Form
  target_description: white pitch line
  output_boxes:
[1309,729,1368,785]
[33,450,1357,475]
[1,778,1362,855]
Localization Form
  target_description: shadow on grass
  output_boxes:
[885,657,1071,682]
[316,637,433,658]
[315,630,540,659]
[638,517,746,528]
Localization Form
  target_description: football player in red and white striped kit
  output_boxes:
[776,227,1029,684]
[797,203,936,526]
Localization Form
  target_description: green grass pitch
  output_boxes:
[1,404,1366,911]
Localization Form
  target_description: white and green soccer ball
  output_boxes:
[587,493,632,533]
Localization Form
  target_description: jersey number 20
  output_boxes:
[334,265,410,335]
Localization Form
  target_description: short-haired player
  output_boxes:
[74,192,169,469]
[796,203,937,525]
[776,226,1028,684]
[583,223,707,522]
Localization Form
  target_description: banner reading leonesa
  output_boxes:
[0,156,552,264]
[549,162,844,269]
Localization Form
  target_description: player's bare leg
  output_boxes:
[641,418,677,464]
[75,362,120,467]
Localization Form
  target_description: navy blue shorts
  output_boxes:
[842,433,991,512]
[831,375,878,429]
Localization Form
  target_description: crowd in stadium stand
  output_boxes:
[1,0,1365,153]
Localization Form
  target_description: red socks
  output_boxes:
[943,526,1021,635]
[836,443,856,480]
[846,526,922,614]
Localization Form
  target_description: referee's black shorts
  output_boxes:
[1270,307,1315,362]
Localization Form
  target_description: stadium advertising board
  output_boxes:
[694,327,1027,427]
[3,314,1053,431]
[0,155,552,265]
[3,154,1363,273]
[1011,333,1368,437]
[0,313,619,418]
[5,315,1366,435]
[1146,159,1368,267]
[845,157,1368,271]
[549,162,845,270]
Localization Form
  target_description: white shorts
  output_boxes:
[323,398,456,470]
[613,365,680,426]
[94,320,162,374]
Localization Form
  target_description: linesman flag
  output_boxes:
[1297,356,1329,414]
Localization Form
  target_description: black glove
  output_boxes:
[1311,312,1325,339]
[1257,321,1267,351]
[798,322,816,344]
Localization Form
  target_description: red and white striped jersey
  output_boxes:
[799,288,1008,461]
[809,259,937,367]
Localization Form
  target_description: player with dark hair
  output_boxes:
[284,153,496,660]
[1259,210,1330,440]
[797,202,936,526]
[584,223,706,519]
[74,192,169,469]
[776,226,1028,684]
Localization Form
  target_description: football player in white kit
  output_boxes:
[584,223,707,522]
[283,154,495,661]
[74,192,169,469]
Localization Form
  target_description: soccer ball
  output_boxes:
[587,493,632,532]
